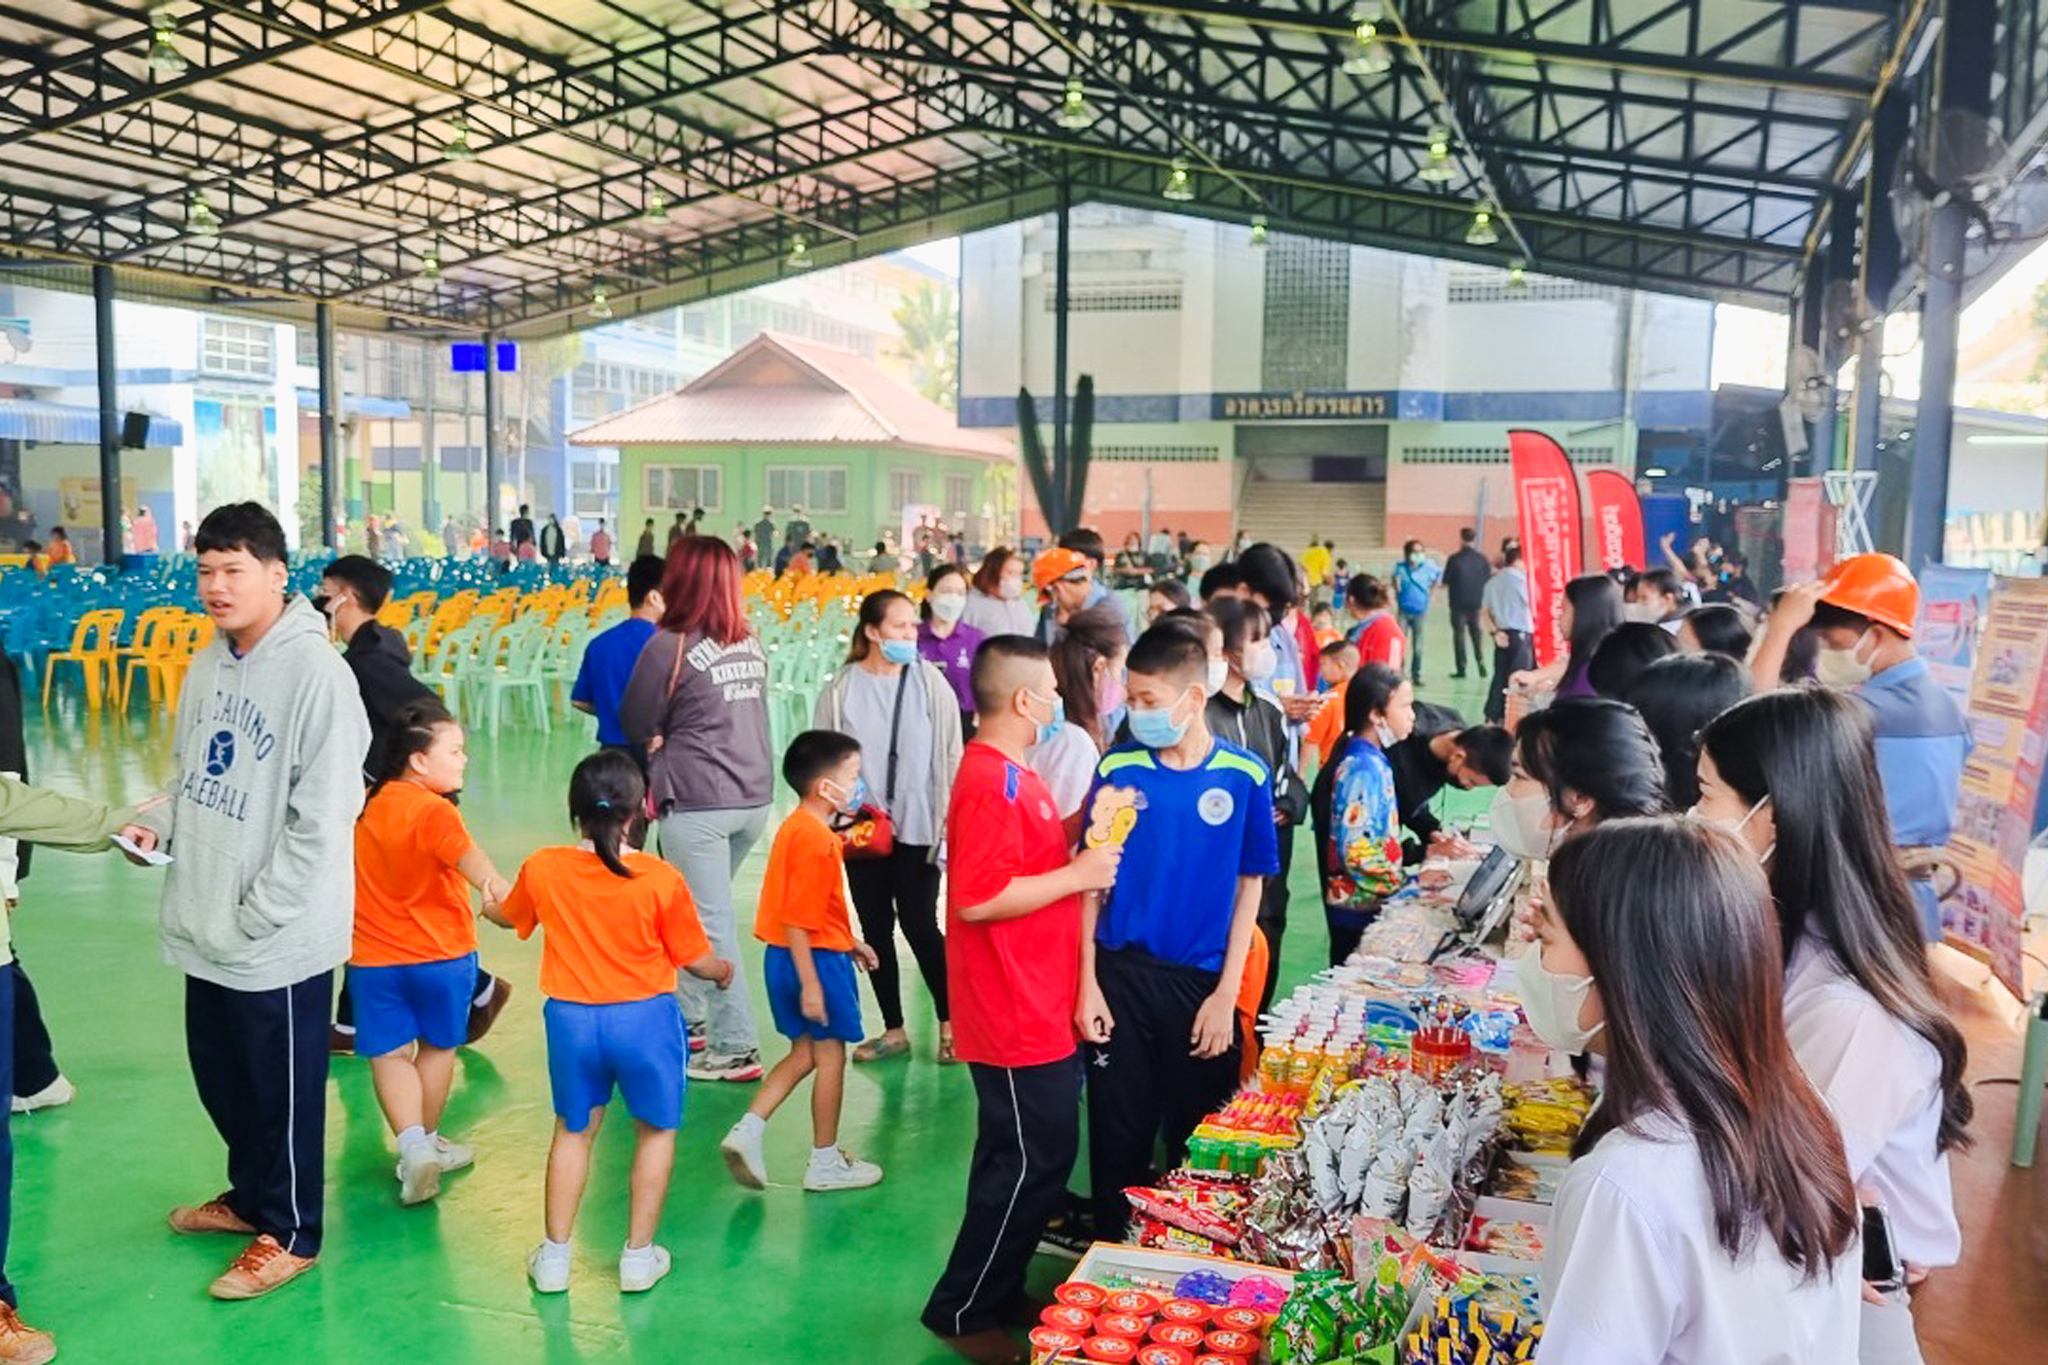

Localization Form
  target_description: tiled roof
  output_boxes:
[568,331,1011,460]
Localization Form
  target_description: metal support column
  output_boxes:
[1907,0,1995,571]
[92,264,122,570]
[482,331,503,535]
[315,301,340,553]
[421,343,439,533]
[1052,184,1072,534]
[1811,191,1860,472]
[1851,314,1886,475]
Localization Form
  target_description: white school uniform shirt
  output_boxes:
[1538,1116,1860,1365]
[1783,929,1958,1269]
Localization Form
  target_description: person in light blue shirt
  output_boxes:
[571,554,665,754]
[1751,555,1971,942]
[1392,539,1443,686]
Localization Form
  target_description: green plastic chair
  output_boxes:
[477,621,553,736]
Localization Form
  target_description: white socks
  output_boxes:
[808,1145,841,1167]
[733,1112,766,1138]
[535,1238,570,1261]
[397,1125,431,1158]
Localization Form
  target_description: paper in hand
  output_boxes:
[113,833,173,866]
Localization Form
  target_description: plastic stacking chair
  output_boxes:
[159,617,215,717]
[423,623,484,704]
[41,607,124,711]
[477,622,552,736]
[117,608,186,711]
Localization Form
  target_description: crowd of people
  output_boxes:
[0,492,1988,1365]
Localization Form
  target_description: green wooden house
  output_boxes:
[569,330,1013,553]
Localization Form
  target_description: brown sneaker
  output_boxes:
[208,1235,316,1301]
[168,1195,255,1236]
[932,1327,1025,1365]
[0,1304,55,1365]
[465,976,513,1044]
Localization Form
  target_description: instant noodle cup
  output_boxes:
[1057,1283,1112,1310]
[1149,1322,1208,1349]
[1210,1306,1266,1334]
[1159,1299,1212,1326]
[1083,1336,1137,1363]
[1107,1291,1163,1317]
[1041,1304,1096,1333]
[1030,1326,1086,1357]
[1096,1314,1150,1341]
[1202,1328,1259,1357]
[1135,1346,1194,1365]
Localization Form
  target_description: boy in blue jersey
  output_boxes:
[1076,623,1279,1240]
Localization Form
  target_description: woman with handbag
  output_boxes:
[814,590,964,1064]
[621,536,775,1084]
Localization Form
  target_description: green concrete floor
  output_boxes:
[10,623,1493,1362]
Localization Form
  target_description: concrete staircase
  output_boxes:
[1235,478,1389,569]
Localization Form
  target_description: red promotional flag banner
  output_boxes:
[1508,429,1584,667]
[1583,468,1646,572]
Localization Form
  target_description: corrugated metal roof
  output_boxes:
[0,398,182,446]
[568,331,1012,461]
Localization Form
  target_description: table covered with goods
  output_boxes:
[1038,869,1596,1365]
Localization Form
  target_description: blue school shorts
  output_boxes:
[346,952,478,1058]
[542,995,686,1132]
[762,945,864,1044]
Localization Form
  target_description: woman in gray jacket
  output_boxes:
[621,536,774,1083]
[815,589,963,1064]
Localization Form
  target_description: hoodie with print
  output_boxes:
[137,594,371,991]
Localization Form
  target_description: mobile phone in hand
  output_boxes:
[1862,1204,1904,1293]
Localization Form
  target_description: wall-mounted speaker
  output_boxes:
[120,411,150,448]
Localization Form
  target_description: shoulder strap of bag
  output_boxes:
[884,665,910,805]
[665,632,687,700]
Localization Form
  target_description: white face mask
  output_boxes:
[1688,793,1776,865]
[1488,786,1561,860]
[1204,658,1229,697]
[1815,630,1876,688]
[1624,601,1662,624]
[929,592,967,624]
[1240,640,1278,685]
[998,578,1024,602]
[1373,721,1397,748]
[1514,939,1604,1053]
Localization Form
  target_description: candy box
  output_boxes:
[1069,1244,1298,1306]
[1455,1197,1555,1278]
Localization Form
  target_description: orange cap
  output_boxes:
[1032,546,1092,593]
[1817,552,1919,637]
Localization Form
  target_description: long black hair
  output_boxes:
[1515,697,1667,822]
[1549,818,1860,1275]
[1587,621,1678,699]
[1049,604,1128,749]
[1561,573,1624,686]
[569,749,644,879]
[1623,653,1750,809]
[1697,688,1973,1153]
[1205,595,1269,663]
[847,588,912,664]
[1236,542,1300,628]
[371,695,456,798]
[1681,603,1753,660]
[1342,662,1408,738]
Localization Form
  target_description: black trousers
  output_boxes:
[1256,823,1295,1012]
[846,842,947,1029]
[187,972,331,1258]
[1485,631,1535,724]
[1450,606,1486,676]
[10,960,57,1098]
[1086,948,1240,1240]
[922,1054,1082,1338]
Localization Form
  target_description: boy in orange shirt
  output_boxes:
[491,750,732,1295]
[1305,638,1360,770]
[349,698,511,1206]
[719,730,883,1194]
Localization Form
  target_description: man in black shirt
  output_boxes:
[1384,701,1512,863]
[316,555,512,1050]
[508,503,535,552]
[1441,528,1492,680]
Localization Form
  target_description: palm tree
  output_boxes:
[894,280,959,409]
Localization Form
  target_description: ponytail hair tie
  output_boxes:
[593,798,612,811]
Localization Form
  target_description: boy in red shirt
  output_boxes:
[719,730,884,1194]
[923,637,1121,1365]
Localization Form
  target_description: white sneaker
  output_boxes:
[12,1076,75,1114]
[802,1148,883,1192]
[397,1144,442,1205]
[431,1134,475,1173]
[618,1243,671,1293]
[527,1244,570,1294]
[720,1121,768,1190]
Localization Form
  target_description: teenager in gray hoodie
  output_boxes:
[125,502,370,1302]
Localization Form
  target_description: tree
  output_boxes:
[1016,375,1095,536]
[894,280,959,410]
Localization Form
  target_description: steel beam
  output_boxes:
[482,330,502,536]
[316,300,340,552]
[93,262,121,570]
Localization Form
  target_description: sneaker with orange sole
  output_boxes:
[0,1304,55,1365]
[168,1195,255,1236]
[208,1235,316,1301]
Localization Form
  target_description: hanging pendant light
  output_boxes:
[442,116,478,163]
[885,0,932,11]
[643,190,670,223]
[1341,20,1393,75]
[417,239,443,284]
[1249,214,1269,248]
[1056,77,1097,131]
[187,192,221,242]
[146,9,189,75]
[1418,125,1456,183]
[1162,157,1195,202]
[1506,261,1530,296]
[787,235,813,270]
[1465,205,1499,247]
[589,286,613,320]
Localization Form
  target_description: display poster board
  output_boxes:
[1915,564,1993,710]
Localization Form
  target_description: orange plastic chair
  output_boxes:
[42,608,125,711]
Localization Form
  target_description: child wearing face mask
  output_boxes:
[1075,623,1278,1242]
[719,731,883,1196]
[1310,664,1414,967]
[1204,600,1305,1005]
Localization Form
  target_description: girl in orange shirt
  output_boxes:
[350,697,511,1207]
[489,750,732,1295]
